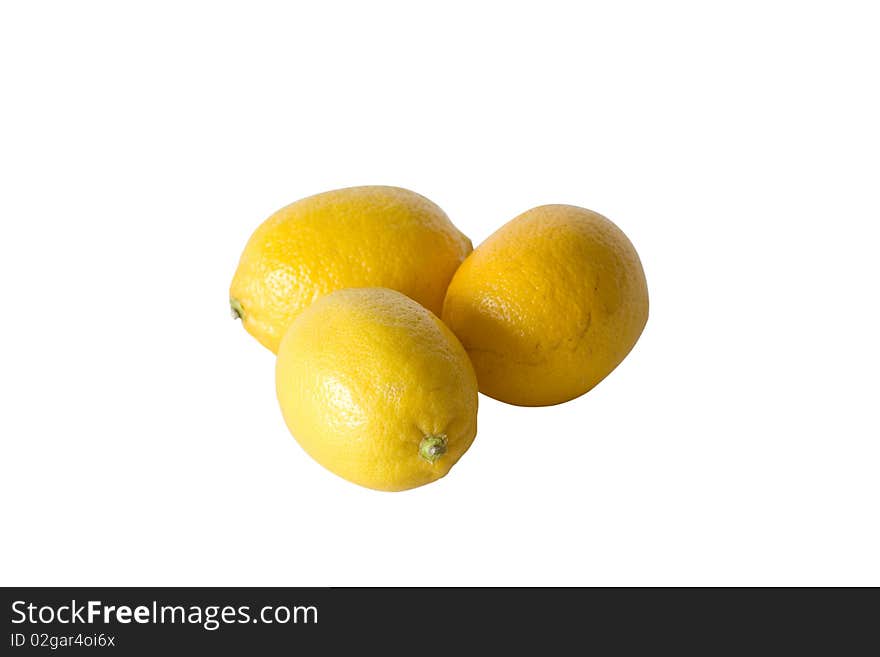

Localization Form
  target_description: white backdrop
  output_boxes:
[1,1,878,586]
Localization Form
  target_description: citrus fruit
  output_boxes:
[442,204,648,406]
[276,287,478,491]
[230,186,471,352]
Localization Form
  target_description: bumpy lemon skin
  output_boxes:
[276,288,478,492]
[231,186,472,353]
[441,205,648,407]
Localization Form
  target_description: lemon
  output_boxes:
[442,204,648,406]
[276,287,478,491]
[230,186,472,353]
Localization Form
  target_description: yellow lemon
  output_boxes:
[276,287,478,492]
[230,186,472,352]
[442,205,648,406]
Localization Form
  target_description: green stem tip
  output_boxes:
[230,298,244,321]
[419,434,447,464]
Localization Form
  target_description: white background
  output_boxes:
[1,1,878,586]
